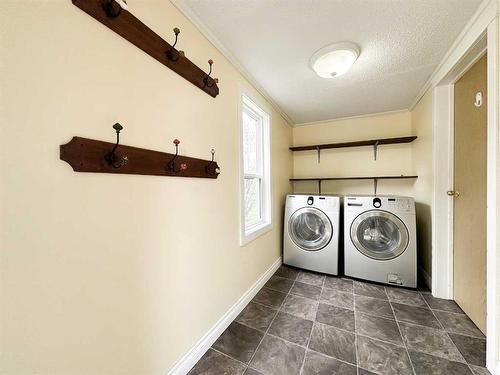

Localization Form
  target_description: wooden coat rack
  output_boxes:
[72,0,219,97]
[60,126,220,179]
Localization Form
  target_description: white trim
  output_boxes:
[445,43,487,85]
[293,109,409,127]
[486,17,499,373]
[432,85,455,299]
[169,0,294,127]
[419,266,432,291]
[410,0,497,110]
[239,92,272,247]
[167,257,282,375]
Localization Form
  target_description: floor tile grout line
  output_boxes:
[429,307,467,316]
[418,291,469,316]
[319,299,355,312]
[298,274,325,375]
[248,299,281,311]
[388,314,485,340]
[422,293,477,373]
[392,308,471,365]
[387,288,418,375]
[395,318,486,341]
[245,270,297,372]
[307,318,411,349]
[209,346,251,368]
[353,279,360,375]
[302,346,362,369]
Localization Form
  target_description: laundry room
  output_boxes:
[0,1,497,375]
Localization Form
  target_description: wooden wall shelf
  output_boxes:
[72,0,219,97]
[60,136,220,179]
[289,136,417,152]
[290,175,418,194]
[290,175,418,182]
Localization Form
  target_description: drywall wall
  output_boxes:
[0,1,292,374]
[411,90,434,279]
[292,111,415,196]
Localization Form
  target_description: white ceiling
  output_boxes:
[175,0,483,124]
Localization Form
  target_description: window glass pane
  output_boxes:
[244,178,261,226]
[243,110,259,174]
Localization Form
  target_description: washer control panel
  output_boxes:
[387,198,412,212]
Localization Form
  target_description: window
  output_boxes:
[240,94,271,245]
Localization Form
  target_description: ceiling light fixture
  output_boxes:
[310,42,360,78]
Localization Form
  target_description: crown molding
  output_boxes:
[293,109,410,127]
[170,0,294,126]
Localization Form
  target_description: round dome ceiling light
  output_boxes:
[310,42,360,78]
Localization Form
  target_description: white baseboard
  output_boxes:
[167,257,282,375]
[419,266,432,291]
[491,360,500,375]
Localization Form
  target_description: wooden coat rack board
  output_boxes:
[72,0,219,98]
[60,136,220,179]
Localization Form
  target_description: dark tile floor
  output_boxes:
[189,265,489,375]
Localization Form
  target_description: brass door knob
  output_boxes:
[447,190,460,197]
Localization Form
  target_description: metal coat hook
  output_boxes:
[373,140,379,161]
[203,59,219,87]
[474,91,483,107]
[102,0,128,18]
[167,139,187,172]
[166,27,185,61]
[105,123,129,168]
[206,148,220,175]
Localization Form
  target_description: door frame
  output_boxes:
[426,0,499,371]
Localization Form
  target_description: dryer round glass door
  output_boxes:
[350,210,409,260]
[289,207,333,251]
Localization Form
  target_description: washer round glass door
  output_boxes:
[289,207,333,251]
[350,210,408,260]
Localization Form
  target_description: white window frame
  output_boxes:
[239,93,271,246]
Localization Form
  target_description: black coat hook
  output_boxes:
[206,148,220,175]
[102,0,127,18]
[105,123,128,168]
[166,27,185,61]
[203,59,219,87]
[167,139,187,172]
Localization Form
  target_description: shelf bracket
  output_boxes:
[318,179,322,195]
[316,146,321,163]
[374,178,378,195]
[373,140,380,161]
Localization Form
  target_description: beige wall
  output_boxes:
[292,111,415,196]
[411,90,434,278]
[0,1,292,374]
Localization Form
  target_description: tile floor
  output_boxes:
[189,265,489,375]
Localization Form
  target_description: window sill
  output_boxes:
[240,221,272,247]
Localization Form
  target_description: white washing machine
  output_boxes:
[284,195,340,275]
[344,196,417,288]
